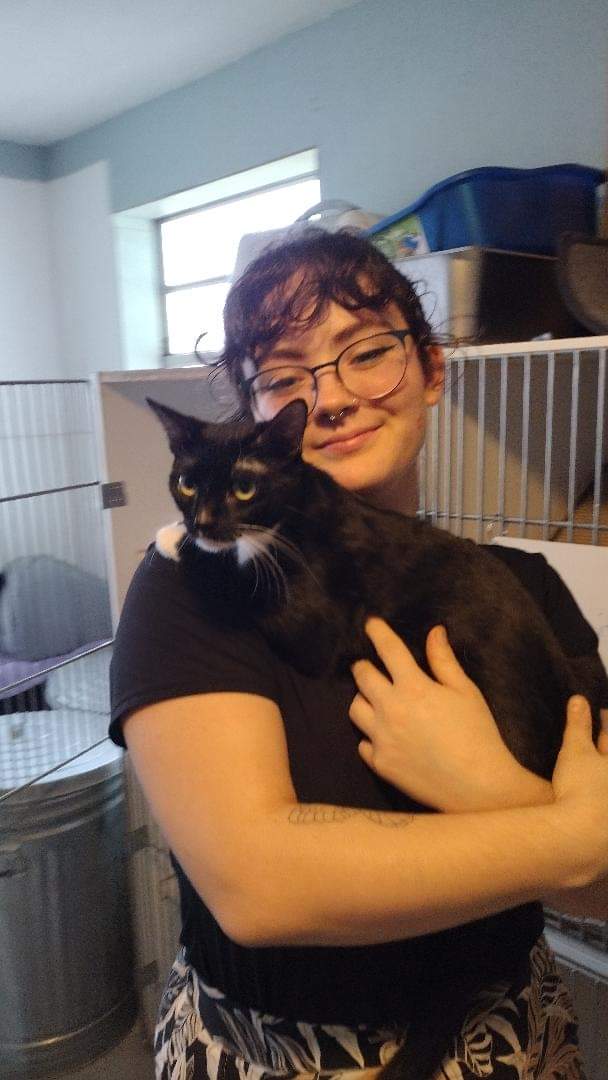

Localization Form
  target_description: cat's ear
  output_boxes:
[256,399,307,459]
[146,398,205,455]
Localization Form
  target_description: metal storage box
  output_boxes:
[397,246,586,344]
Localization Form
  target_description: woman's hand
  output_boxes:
[349,618,532,813]
[549,695,608,887]
[551,696,608,808]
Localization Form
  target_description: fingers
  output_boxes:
[349,689,380,774]
[425,626,474,693]
[351,656,390,703]
[357,739,376,770]
[563,696,593,745]
[364,617,426,685]
[348,691,376,735]
[597,707,608,756]
[365,619,474,696]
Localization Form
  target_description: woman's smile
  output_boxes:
[315,425,382,455]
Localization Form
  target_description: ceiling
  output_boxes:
[0,0,359,146]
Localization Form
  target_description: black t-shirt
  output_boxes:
[109,542,608,1025]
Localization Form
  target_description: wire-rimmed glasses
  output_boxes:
[245,329,412,420]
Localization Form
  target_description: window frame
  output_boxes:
[157,166,320,364]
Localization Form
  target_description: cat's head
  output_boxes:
[147,398,308,562]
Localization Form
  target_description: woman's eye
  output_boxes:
[267,375,302,393]
[177,475,197,498]
[256,370,308,396]
[233,480,257,501]
[350,346,390,367]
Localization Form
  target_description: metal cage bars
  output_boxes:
[0,379,112,796]
[419,344,607,545]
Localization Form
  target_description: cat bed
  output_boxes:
[0,555,112,661]
[0,641,102,699]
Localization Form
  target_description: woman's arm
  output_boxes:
[489,758,608,918]
[487,713,608,919]
[123,689,608,949]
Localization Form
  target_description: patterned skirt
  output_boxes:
[154,935,585,1080]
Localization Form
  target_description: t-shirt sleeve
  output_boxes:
[487,544,608,708]
[108,547,280,748]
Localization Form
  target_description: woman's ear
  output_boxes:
[423,346,445,406]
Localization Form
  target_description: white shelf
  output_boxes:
[455,335,608,357]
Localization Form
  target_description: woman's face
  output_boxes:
[251,300,444,511]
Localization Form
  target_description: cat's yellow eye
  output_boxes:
[177,475,197,498]
[233,479,257,502]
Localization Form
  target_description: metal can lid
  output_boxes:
[0,710,121,798]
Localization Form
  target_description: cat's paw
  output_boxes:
[155,521,187,561]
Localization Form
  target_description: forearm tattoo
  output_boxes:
[288,805,414,827]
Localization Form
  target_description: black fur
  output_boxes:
[148,397,604,1079]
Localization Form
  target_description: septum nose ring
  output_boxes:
[328,408,348,424]
[326,398,359,425]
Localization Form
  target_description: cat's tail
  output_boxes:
[378,998,468,1080]
[377,960,517,1080]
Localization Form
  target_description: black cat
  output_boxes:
[147,395,604,1080]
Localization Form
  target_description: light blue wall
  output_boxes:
[0,140,48,181]
[44,0,607,216]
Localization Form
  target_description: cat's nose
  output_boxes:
[197,520,234,542]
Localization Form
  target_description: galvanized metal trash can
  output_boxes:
[0,716,136,1078]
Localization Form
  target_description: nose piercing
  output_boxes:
[328,408,348,424]
[326,397,359,425]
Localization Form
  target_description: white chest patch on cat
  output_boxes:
[194,537,235,554]
[155,521,187,561]
[236,526,277,566]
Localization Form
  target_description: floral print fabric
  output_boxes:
[154,935,585,1080]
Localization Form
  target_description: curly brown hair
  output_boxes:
[215,228,440,417]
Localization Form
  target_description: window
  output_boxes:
[159,155,320,356]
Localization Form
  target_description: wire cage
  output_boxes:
[0,380,133,1078]
[419,339,607,545]
[0,379,112,751]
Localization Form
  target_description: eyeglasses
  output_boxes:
[245,329,412,420]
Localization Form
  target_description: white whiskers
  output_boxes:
[237,527,289,602]
[237,522,322,596]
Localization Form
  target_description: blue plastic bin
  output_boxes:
[367,164,605,256]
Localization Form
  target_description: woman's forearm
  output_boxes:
[455,762,608,920]
[224,797,590,948]
[464,763,553,812]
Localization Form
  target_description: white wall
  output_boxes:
[0,163,124,382]
[48,0,608,217]
[0,163,124,576]
[47,161,124,377]
[0,176,61,380]
[112,215,164,370]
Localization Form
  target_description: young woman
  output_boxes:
[109,230,608,1080]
